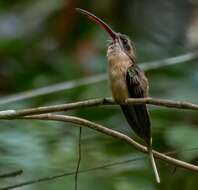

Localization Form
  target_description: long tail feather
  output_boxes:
[121,105,160,183]
[148,145,160,183]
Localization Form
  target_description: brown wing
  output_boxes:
[121,65,151,145]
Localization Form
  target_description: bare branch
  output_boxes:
[0,157,143,190]
[75,127,82,190]
[141,51,198,70]
[0,51,197,105]
[0,170,23,178]
[20,114,198,172]
[0,97,197,119]
[0,170,77,190]
[0,74,106,106]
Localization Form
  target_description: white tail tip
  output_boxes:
[148,148,160,183]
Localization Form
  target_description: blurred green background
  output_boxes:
[0,0,198,189]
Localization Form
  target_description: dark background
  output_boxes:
[0,0,198,189]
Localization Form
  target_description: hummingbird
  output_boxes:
[76,8,160,183]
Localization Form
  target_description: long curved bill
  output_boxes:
[76,8,117,40]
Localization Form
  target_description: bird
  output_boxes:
[76,8,160,183]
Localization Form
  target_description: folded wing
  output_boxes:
[121,65,151,145]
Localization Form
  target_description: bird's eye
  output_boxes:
[122,38,128,45]
[121,38,130,51]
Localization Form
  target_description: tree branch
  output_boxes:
[0,97,197,119]
[0,170,23,178]
[0,97,197,188]
[75,127,82,190]
[19,114,198,172]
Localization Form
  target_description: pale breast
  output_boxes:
[107,53,131,103]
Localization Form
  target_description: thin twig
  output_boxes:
[75,127,82,190]
[0,97,197,119]
[0,52,197,105]
[142,51,198,70]
[0,170,23,178]
[0,157,144,190]
[21,114,198,172]
[1,147,198,190]
[0,74,106,105]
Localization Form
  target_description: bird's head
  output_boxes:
[76,8,136,62]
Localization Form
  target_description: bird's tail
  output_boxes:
[147,145,160,183]
[121,105,160,183]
